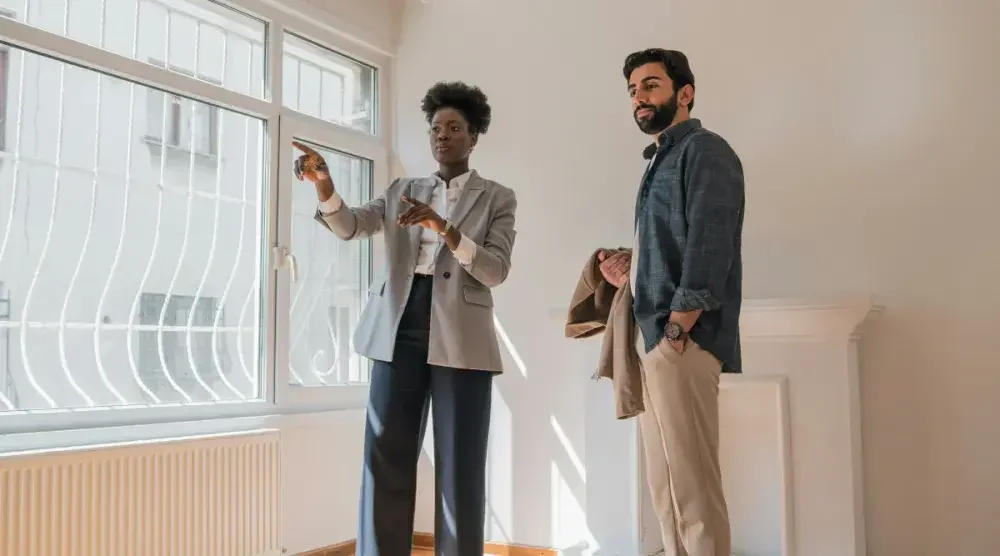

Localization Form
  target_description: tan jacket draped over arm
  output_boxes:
[564,249,643,419]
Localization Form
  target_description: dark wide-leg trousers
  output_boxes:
[356,275,493,556]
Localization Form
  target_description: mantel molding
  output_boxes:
[740,296,884,342]
[551,296,884,342]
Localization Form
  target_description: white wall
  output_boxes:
[395,0,1000,554]
[301,0,401,54]
[279,409,368,554]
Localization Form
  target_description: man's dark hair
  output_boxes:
[420,81,492,135]
[622,48,696,111]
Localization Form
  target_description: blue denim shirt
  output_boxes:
[633,119,745,372]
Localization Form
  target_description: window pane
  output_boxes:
[283,33,376,135]
[0,46,267,412]
[0,0,266,99]
[289,142,372,386]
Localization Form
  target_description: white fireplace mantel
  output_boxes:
[550,296,884,340]
[735,296,882,556]
[551,296,883,556]
[740,296,884,341]
[631,297,883,556]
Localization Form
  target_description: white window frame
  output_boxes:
[0,0,393,439]
[274,111,385,412]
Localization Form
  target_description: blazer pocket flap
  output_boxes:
[463,286,494,307]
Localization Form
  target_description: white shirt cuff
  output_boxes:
[452,233,478,266]
[318,192,344,214]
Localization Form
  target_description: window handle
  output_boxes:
[272,246,299,283]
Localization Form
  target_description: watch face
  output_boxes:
[665,322,683,341]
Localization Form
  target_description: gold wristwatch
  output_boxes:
[440,220,453,236]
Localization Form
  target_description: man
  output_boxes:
[599,49,744,556]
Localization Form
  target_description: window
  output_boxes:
[145,63,221,157]
[283,32,377,135]
[0,0,389,436]
[1,0,267,99]
[0,47,265,414]
[288,143,373,388]
[137,294,235,402]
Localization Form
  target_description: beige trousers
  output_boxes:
[637,332,731,556]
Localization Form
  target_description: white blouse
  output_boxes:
[318,170,478,275]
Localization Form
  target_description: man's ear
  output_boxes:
[679,84,695,109]
[470,134,480,149]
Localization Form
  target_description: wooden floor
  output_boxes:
[333,539,544,556]
[349,548,520,556]
[405,551,500,555]
[380,548,492,556]
[410,552,504,555]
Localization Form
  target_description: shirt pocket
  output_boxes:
[648,173,685,218]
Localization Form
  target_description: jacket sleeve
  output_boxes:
[459,187,517,288]
[313,178,400,240]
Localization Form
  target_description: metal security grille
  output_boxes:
[0,47,264,411]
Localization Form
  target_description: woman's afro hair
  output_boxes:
[420,81,491,135]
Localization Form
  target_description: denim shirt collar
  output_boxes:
[642,118,703,160]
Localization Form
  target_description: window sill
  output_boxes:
[0,391,369,454]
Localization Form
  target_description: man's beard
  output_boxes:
[634,94,678,135]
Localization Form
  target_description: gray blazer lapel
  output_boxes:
[408,178,436,204]
[450,170,485,227]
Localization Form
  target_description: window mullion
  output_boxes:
[265,113,285,406]
[266,22,283,108]
[261,23,284,405]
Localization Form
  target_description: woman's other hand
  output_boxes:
[397,195,447,234]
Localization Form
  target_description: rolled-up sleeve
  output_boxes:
[318,192,344,214]
[451,233,478,266]
[671,135,744,312]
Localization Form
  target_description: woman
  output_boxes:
[293,81,516,556]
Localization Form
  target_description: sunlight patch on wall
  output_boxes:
[486,387,513,543]
[551,414,585,482]
[494,316,527,378]
[550,461,597,554]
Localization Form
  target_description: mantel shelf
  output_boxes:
[551,295,884,342]
[741,296,884,341]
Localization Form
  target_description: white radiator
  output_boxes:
[0,429,281,556]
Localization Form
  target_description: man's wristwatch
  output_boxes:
[665,321,688,342]
[439,219,453,236]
